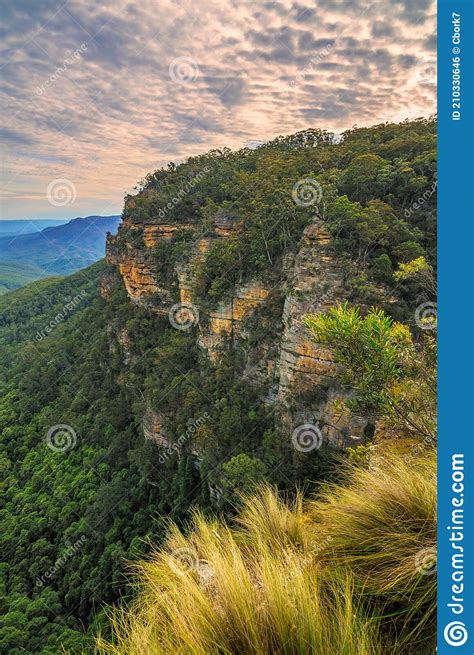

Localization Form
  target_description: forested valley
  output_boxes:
[0,118,437,654]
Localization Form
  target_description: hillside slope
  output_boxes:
[0,119,436,654]
[0,262,169,653]
[0,261,45,294]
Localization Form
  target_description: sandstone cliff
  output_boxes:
[102,210,370,450]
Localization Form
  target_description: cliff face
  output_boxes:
[102,211,369,449]
[104,223,183,305]
[275,220,369,447]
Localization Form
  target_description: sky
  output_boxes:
[0,0,436,220]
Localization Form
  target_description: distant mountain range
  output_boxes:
[0,219,68,236]
[0,215,121,293]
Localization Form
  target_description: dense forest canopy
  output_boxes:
[0,118,436,654]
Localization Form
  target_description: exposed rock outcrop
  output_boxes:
[275,219,369,446]
[143,408,169,447]
[103,213,369,448]
[198,283,272,356]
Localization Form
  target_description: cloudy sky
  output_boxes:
[0,0,436,220]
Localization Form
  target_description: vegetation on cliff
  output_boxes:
[0,119,436,653]
[122,118,436,316]
[305,303,437,441]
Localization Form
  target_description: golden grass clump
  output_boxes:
[95,451,436,655]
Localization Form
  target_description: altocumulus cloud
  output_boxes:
[0,0,435,219]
